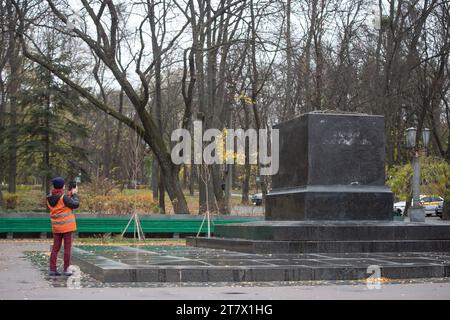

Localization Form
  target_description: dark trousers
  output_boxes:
[49,232,73,272]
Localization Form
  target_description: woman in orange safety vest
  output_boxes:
[47,177,79,276]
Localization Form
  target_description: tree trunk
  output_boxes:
[149,0,167,213]
[182,164,188,189]
[151,157,159,200]
[284,0,294,120]
[446,132,450,164]
[7,80,18,194]
[189,165,195,196]
[404,194,413,217]
[242,162,250,205]
[103,113,112,177]
[303,0,317,111]
[188,0,211,214]
[111,89,124,177]
[223,106,233,214]
[0,75,6,203]
[249,0,268,201]
[242,101,250,204]
[211,164,224,213]
[158,172,166,214]
[7,42,19,194]
[156,151,189,214]
[223,163,232,215]
[43,82,51,195]
[232,158,237,189]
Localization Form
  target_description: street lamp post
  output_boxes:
[406,127,431,222]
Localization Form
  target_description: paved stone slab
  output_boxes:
[3,241,450,299]
[71,245,450,283]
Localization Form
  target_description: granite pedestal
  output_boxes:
[266,113,393,220]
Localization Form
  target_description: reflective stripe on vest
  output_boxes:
[51,212,73,220]
[47,195,77,233]
[52,218,76,225]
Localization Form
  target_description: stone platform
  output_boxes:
[186,220,450,254]
[71,245,450,283]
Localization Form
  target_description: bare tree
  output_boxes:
[13,0,191,213]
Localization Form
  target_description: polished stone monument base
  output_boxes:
[266,186,393,221]
[71,245,450,283]
[187,220,450,254]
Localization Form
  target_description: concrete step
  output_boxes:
[187,237,450,254]
[214,221,450,241]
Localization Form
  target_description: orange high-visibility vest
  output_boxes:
[47,195,77,233]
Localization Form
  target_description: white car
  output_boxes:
[393,195,444,216]
[421,196,444,216]
[394,201,406,215]
[251,193,263,206]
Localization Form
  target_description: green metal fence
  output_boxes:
[0,217,257,234]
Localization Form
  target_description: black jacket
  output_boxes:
[47,193,80,210]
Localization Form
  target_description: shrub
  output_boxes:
[386,163,412,201]
[420,157,450,201]
[4,193,19,210]
[83,176,119,196]
[18,189,47,211]
[80,193,157,214]
[387,156,450,201]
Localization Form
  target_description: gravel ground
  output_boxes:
[1,240,450,300]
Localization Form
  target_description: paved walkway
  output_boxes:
[1,240,450,300]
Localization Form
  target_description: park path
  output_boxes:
[1,240,450,300]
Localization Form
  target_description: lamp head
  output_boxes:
[405,127,417,149]
[422,128,431,149]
